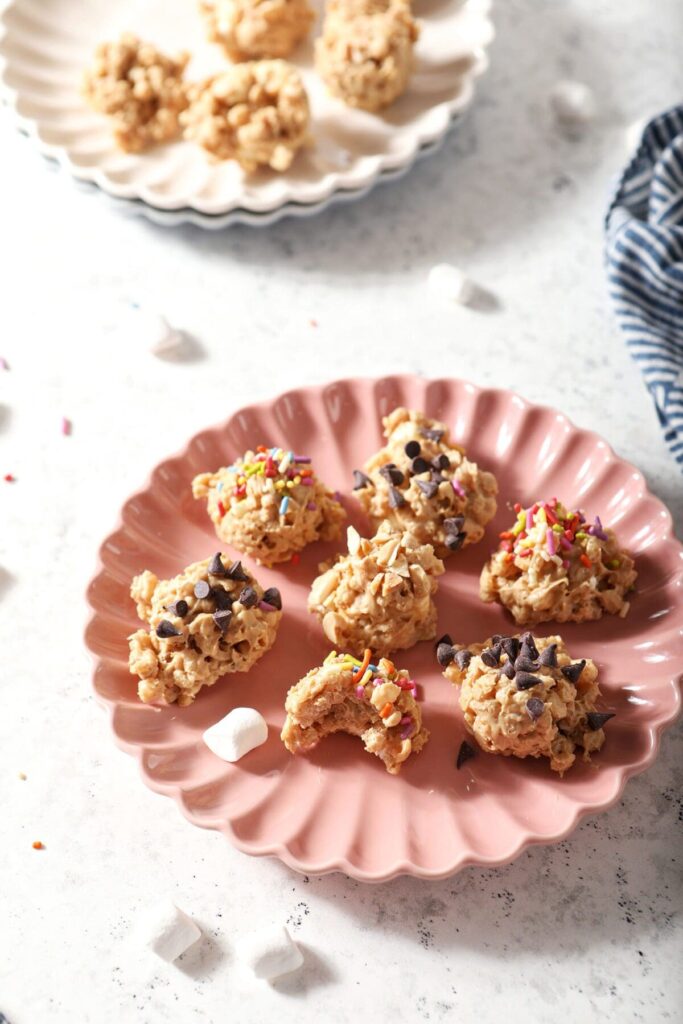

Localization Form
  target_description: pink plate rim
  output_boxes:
[84,375,683,882]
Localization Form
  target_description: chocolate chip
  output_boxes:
[502,637,520,662]
[156,619,182,639]
[456,740,476,769]
[538,643,558,668]
[411,457,431,475]
[212,587,233,611]
[516,672,543,690]
[263,587,282,610]
[586,711,616,730]
[526,697,545,721]
[208,552,227,577]
[436,633,453,649]
[170,599,188,618]
[353,469,372,490]
[417,480,439,499]
[433,454,450,471]
[519,632,539,660]
[388,486,406,509]
[430,471,446,484]
[445,531,466,551]
[379,463,404,486]
[561,660,586,685]
[501,661,516,679]
[404,440,421,458]
[481,645,502,668]
[239,586,258,608]
[194,580,210,600]
[227,560,249,582]
[213,609,232,634]
[437,642,455,667]
[515,655,540,674]
[454,649,472,671]
[420,427,444,443]
[443,516,465,532]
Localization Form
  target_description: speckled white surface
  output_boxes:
[0,1,682,1022]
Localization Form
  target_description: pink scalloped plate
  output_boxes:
[85,376,683,881]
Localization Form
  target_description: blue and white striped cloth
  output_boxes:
[606,105,683,468]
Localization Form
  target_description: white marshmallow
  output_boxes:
[428,263,474,305]
[203,708,268,763]
[549,80,596,126]
[240,925,304,980]
[138,900,201,963]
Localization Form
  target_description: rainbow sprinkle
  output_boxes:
[279,495,290,516]
[498,499,614,573]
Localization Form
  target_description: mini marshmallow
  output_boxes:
[128,307,185,356]
[549,80,596,127]
[138,899,201,963]
[428,263,474,305]
[240,925,304,980]
[203,707,268,763]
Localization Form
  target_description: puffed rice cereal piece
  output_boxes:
[200,0,315,61]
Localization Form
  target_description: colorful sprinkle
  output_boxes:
[546,528,557,556]
[32,841,44,850]
[4,473,15,482]
[355,685,365,699]
[279,495,290,516]
[351,648,372,684]
[61,416,72,436]
[0,357,9,370]
[451,478,466,498]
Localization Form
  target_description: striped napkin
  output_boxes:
[606,105,683,469]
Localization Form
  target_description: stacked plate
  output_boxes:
[0,0,494,228]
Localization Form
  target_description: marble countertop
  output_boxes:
[1,0,681,1021]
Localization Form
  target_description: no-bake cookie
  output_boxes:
[281,649,429,773]
[480,498,637,625]
[439,632,613,775]
[355,408,498,558]
[200,0,315,61]
[128,552,282,705]
[308,521,444,657]
[315,1,418,112]
[193,446,345,565]
[182,60,310,171]
[83,34,189,152]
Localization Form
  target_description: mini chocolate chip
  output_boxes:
[194,580,210,600]
[352,469,372,490]
[519,632,539,660]
[208,552,227,577]
[212,587,233,611]
[239,586,258,608]
[456,740,476,769]
[516,672,543,690]
[561,660,586,685]
[417,480,439,499]
[227,560,249,582]
[526,697,545,721]
[481,645,502,668]
[502,637,520,662]
[170,599,189,618]
[501,661,516,679]
[445,531,466,551]
[433,454,451,471]
[586,711,616,730]
[404,440,421,458]
[430,471,446,484]
[213,609,232,634]
[263,587,282,610]
[443,516,465,532]
[454,649,472,671]
[437,642,455,667]
[156,619,182,639]
[411,456,431,475]
[421,427,445,443]
[514,655,540,674]
[538,643,558,668]
[379,463,405,486]
[388,485,406,509]
[436,633,453,649]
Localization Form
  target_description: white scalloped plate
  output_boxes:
[0,0,493,217]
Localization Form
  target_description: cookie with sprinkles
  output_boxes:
[128,553,282,705]
[354,407,498,558]
[308,521,445,658]
[439,632,612,775]
[192,447,346,566]
[480,499,637,625]
[281,649,429,774]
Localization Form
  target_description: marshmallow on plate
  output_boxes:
[240,925,304,980]
[203,708,268,763]
[138,899,201,963]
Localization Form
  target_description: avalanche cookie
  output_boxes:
[83,34,189,152]
[439,632,613,775]
[308,521,444,657]
[355,407,498,558]
[200,0,315,61]
[193,446,345,566]
[128,552,282,705]
[480,498,637,625]
[281,649,428,774]
[182,61,310,172]
[315,2,418,112]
